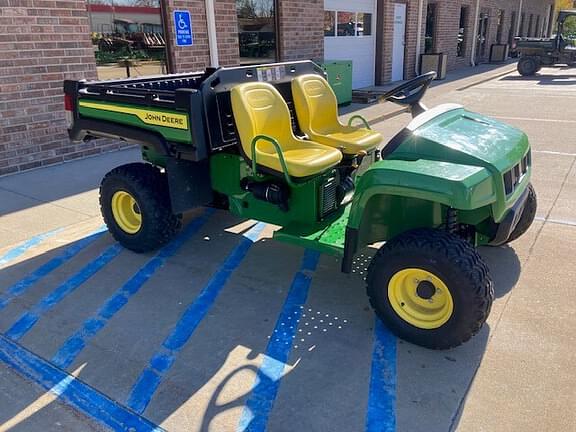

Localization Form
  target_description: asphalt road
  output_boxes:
[0,65,575,432]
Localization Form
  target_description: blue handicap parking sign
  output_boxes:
[174,10,193,46]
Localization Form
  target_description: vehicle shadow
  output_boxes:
[501,73,576,85]
[479,245,522,298]
[0,219,522,432]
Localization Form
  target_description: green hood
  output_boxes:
[391,105,530,174]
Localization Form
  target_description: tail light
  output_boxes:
[64,93,73,127]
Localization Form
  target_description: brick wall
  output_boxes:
[165,0,239,72]
[0,0,130,177]
[417,0,555,73]
[277,0,323,62]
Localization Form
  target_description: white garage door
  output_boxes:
[324,0,377,89]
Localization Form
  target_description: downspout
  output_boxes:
[470,0,480,66]
[205,0,219,67]
[516,0,524,36]
[415,0,424,75]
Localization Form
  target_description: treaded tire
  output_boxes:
[100,163,182,253]
[518,57,538,76]
[366,229,494,350]
[507,183,537,243]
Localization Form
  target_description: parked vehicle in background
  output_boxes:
[515,10,576,75]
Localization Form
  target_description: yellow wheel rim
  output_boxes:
[111,191,142,234]
[388,268,453,330]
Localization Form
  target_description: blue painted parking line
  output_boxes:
[237,249,320,432]
[51,210,213,369]
[365,319,397,432]
[0,228,107,311]
[0,227,63,267]
[4,243,123,341]
[0,334,164,432]
[126,222,266,414]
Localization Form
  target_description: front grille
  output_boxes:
[320,176,338,218]
[504,151,531,196]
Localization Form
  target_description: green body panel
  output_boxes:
[210,153,330,226]
[142,147,167,167]
[347,106,531,249]
[78,100,192,144]
[273,205,350,257]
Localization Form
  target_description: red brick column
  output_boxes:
[277,0,323,62]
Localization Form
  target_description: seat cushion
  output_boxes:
[255,138,342,178]
[314,127,383,155]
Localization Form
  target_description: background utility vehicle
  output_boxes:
[515,10,576,76]
[64,61,536,350]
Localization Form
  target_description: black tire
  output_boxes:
[518,57,538,76]
[507,183,537,243]
[100,163,182,253]
[366,229,494,350]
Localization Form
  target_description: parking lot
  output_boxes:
[0,65,575,432]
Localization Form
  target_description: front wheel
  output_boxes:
[518,57,539,76]
[366,229,494,350]
[100,163,182,253]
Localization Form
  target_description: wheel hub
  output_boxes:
[111,190,142,234]
[416,280,436,300]
[387,268,454,330]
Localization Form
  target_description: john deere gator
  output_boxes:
[64,61,536,349]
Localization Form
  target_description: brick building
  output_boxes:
[0,0,556,175]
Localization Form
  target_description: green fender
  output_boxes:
[342,159,496,270]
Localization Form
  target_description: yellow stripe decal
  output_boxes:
[79,101,189,130]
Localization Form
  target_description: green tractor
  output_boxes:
[64,61,536,349]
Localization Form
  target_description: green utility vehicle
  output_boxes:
[64,61,536,349]
[515,10,576,76]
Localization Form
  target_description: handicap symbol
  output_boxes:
[178,14,188,30]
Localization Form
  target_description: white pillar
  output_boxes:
[415,0,425,75]
[516,0,524,36]
[205,0,219,67]
[470,0,480,66]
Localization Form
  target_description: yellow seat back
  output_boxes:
[230,81,295,158]
[292,74,341,136]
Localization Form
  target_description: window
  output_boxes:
[237,0,277,65]
[87,0,168,80]
[457,7,468,57]
[324,11,373,37]
[535,15,541,37]
[528,14,533,37]
[337,11,356,36]
[425,3,437,54]
[357,13,372,36]
[496,9,505,43]
[324,11,335,36]
[520,13,525,37]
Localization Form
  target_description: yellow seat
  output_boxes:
[292,74,383,155]
[231,82,342,178]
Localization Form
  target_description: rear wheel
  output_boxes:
[518,57,539,76]
[366,229,493,350]
[100,163,182,253]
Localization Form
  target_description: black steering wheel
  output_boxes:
[383,71,436,117]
